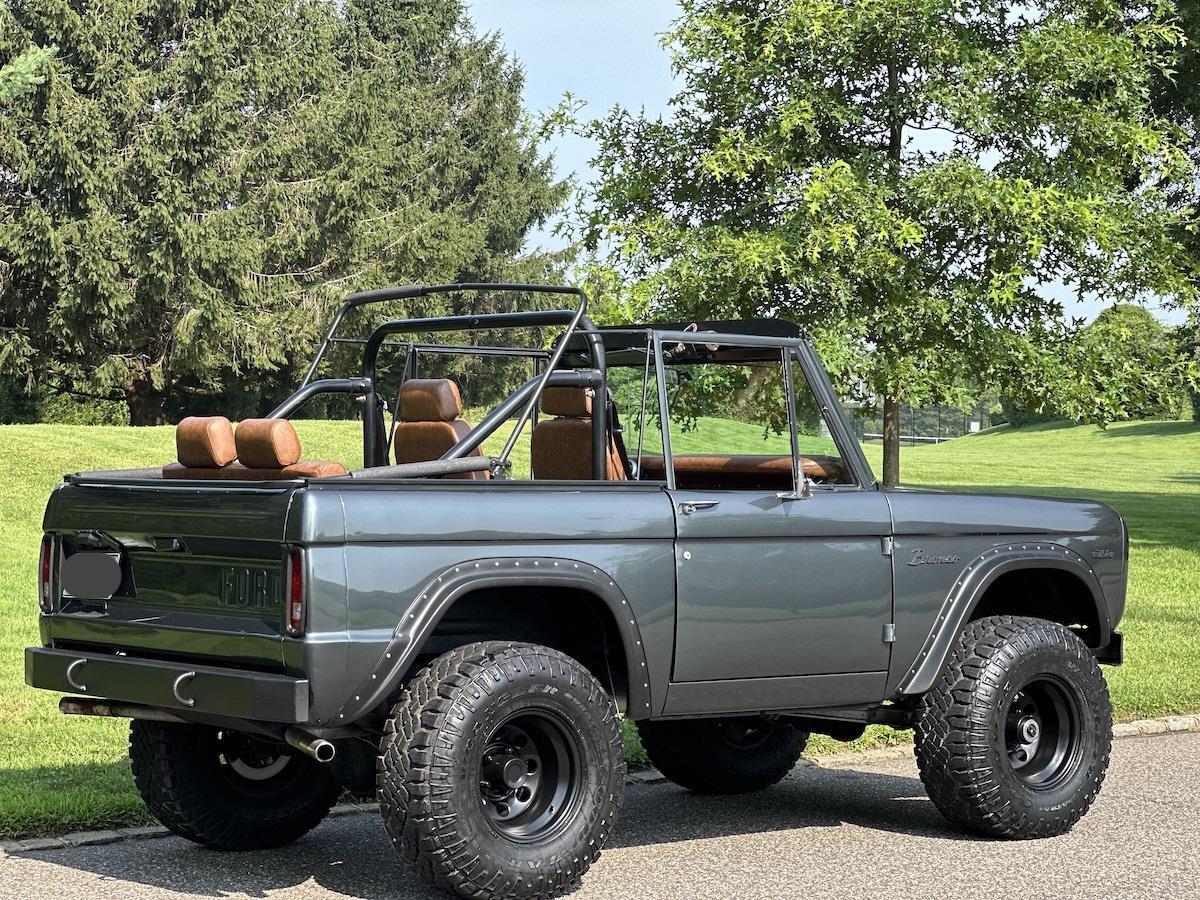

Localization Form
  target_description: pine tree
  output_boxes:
[0,0,564,423]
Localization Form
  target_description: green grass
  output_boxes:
[0,416,1197,837]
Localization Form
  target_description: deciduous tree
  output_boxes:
[582,0,1196,485]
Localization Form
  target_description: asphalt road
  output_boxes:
[2,732,1197,900]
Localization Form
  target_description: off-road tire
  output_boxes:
[635,717,809,794]
[129,720,340,850]
[378,641,625,900]
[914,615,1112,839]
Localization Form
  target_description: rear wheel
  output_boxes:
[915,615,1112,839]
[636,717,808,794]
[129,721,340,850]
[379,641,625,900]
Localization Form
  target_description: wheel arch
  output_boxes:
[331,557,652,725]
[897,544,1112,696]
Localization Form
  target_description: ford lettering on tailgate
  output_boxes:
[218,567,282,612]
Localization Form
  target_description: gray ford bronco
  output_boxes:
[27,284,1126,899]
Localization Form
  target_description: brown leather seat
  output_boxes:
[531,387,627,481]
[163,417,347,479]
[393,379,487,479]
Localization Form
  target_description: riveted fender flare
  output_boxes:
[329,557,652,725]
[896,542,1112,696]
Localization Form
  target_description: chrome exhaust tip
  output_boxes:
[284,726,336,763]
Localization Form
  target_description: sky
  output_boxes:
[466,1,1186,325]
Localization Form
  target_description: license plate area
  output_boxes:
[60,531,134,605]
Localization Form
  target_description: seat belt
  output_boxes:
[605,389,634,479]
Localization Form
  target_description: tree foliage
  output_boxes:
[0,0,565,423]
[0,41,52,102]
[581,0,1197,485]
[1078,304,1187,420]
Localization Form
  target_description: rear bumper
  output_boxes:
[25,647,309,724]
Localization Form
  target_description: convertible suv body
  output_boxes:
[28,284,1126,899]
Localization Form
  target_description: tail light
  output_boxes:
[287,547,305,635]
[38,534,53,613]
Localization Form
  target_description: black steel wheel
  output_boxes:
[379,642,625,900]
[1004,676,1085,789]
[478,712,584,843]
[129,721,340,850]
[915,615,1112,839]
[636,716,808,794]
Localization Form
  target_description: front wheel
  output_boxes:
[129,721,341,850]
[636,717,808,794]
[915,615,1112,839]
[378,642,625,900]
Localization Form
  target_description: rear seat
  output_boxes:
[163,417,347,479]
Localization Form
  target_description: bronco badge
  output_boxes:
[907,549,962,566]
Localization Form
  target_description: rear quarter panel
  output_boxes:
[294,481,676,724]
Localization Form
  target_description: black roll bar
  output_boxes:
[267,377,373,420]
[441,369,604,463]
[301,283,601,386]
[345,284,607,478]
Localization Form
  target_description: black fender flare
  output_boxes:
[331,556,652,725]
[896,542,1111,695]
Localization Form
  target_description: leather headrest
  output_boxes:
[176,416,237,468]
[399,379,462,422]
[235,419,302,469]
[541,387,594,418]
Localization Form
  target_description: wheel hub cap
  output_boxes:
[1004,678,1084,789]
[478,714,581,842]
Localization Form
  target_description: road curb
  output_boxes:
[808,714,1200,766]
[3,715,1197,854]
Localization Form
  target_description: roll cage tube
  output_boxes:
[326,284,606,478]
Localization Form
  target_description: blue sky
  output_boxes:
[467,1,1185,325]
[468,1,681,197]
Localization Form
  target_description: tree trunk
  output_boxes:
[882,394,901,489]
[125,377,166,426]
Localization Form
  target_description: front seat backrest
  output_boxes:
[531,387,627,480]
[394,379,487,479]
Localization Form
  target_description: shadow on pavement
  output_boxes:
[10,762,965,899]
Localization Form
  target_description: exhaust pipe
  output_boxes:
[285,726,336,763]
[62,698,336,763]
[60,697,187,723]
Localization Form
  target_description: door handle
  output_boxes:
[679,500,721,515]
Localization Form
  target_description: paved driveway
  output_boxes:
[2,732,1197,899]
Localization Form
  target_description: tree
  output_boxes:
[1078,305,1186,420]
[581,0,1196,486]
[0,0,564,424]
[1184,318,1200,421]
[1149,0,1200,276]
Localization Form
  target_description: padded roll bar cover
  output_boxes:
[398,379,463,422]
[176,416,237,468]
[540,386,594,418]
[236,419,302,468]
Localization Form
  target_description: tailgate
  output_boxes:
[41,476,301,669]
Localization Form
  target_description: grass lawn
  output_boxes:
[0,416,1197,837]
